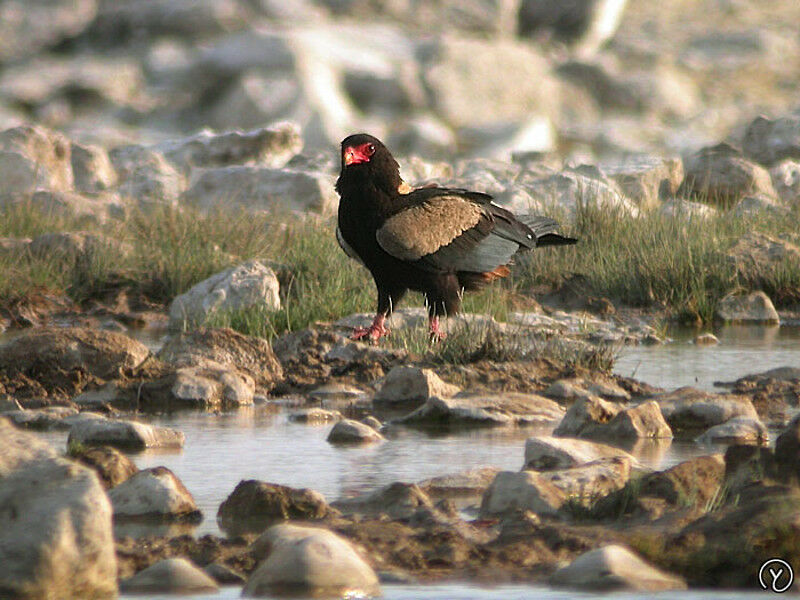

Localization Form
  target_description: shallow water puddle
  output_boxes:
[615,325,800,392]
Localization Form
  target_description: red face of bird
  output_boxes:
[342,141,376,166]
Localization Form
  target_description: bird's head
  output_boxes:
[337,133,401,195]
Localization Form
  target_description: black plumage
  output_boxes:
[335,133,576,341]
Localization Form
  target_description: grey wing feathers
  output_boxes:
[516,214,578,247]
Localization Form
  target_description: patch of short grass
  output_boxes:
[518,203,800,322]
[3,198,800,336]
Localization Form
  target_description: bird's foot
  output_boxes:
[428,317,447,343]
[351,315,390,342]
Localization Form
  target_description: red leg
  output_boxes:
[429,315,447,342]
[351,313,390,342]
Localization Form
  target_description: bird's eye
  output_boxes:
[365,143,375,155]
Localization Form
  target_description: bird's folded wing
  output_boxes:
[376,195,484,261]
[376,193,526,273]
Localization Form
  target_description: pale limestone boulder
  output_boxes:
[696,417,769,445]
[399,393,564,427]
[373,366,459,408]
[121,558,218,594]
[109,144,185,208]
[0,421,117,599]
[524,436,635,470]
[654,387,759,431]
[140,366,255,410]
[157,327,283,388]
[333,482,434,520]
[715,291,779,325]
[418,467,501,500]
[480,470,566,516]
[0,327,150,384]
[602,155,683,209]
[541,457,631,502]
[68,416,185,450]
[28,190,120,223]
[327,419,384,444]
[550,545,686,591]
[519,166,639,221]
[595,401,673,441]
[168,260,280,330]
[553,395,620,437]
[743,113,800,166]
[244,524,380,597]
[0,0,96,63]
[769,160,800,204]
[659,198,715,219]
[109,467,200,521]
[155,123,302,175]
[678,142,776,205]
[727,232,800,273]
[421,35,559,132]
[694,333,719,346]
[181,166,337,215]
[0,124,73,195]
[71,142,117,192]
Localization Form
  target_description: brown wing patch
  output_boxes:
[377,197,483,261]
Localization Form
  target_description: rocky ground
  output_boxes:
[2,0,800,598]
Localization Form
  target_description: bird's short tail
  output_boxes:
[518,215,578,247]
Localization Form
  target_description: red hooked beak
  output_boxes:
[343,143,375,166]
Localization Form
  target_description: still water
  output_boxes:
[615,324,800,391]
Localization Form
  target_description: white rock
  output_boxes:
[109,144,185,208]
[0,125,73,195]
[155,123,302,175]
[601,155,683,209]
[168,260,280,330]
[480,470,566,516]
[679,142,776,205]
[418,467,502,499]
[244,524,380,597]
[68,416,185,450]
[715,291,779,325]
[121,558,218,594]
[181,166,337,215]
[653,387,759,431]
[769,160,800,204]
[109,467,200,521]
[399,393,564,427]
[694,333,719,345]
[541,457,631,501]
[327,419,385,444]
[743,113,800,166]
[520,166,639,221]
[374,366,460,407]
[421,35,559,132]
[0,420,117,598]
[554,395,620,437]
[696,417,769,445]
[524,436,635,470]
[659,198,716,219]
[71,142,118,193]
[550,545,686,591]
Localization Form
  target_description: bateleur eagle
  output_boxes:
[335,133,576,341]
